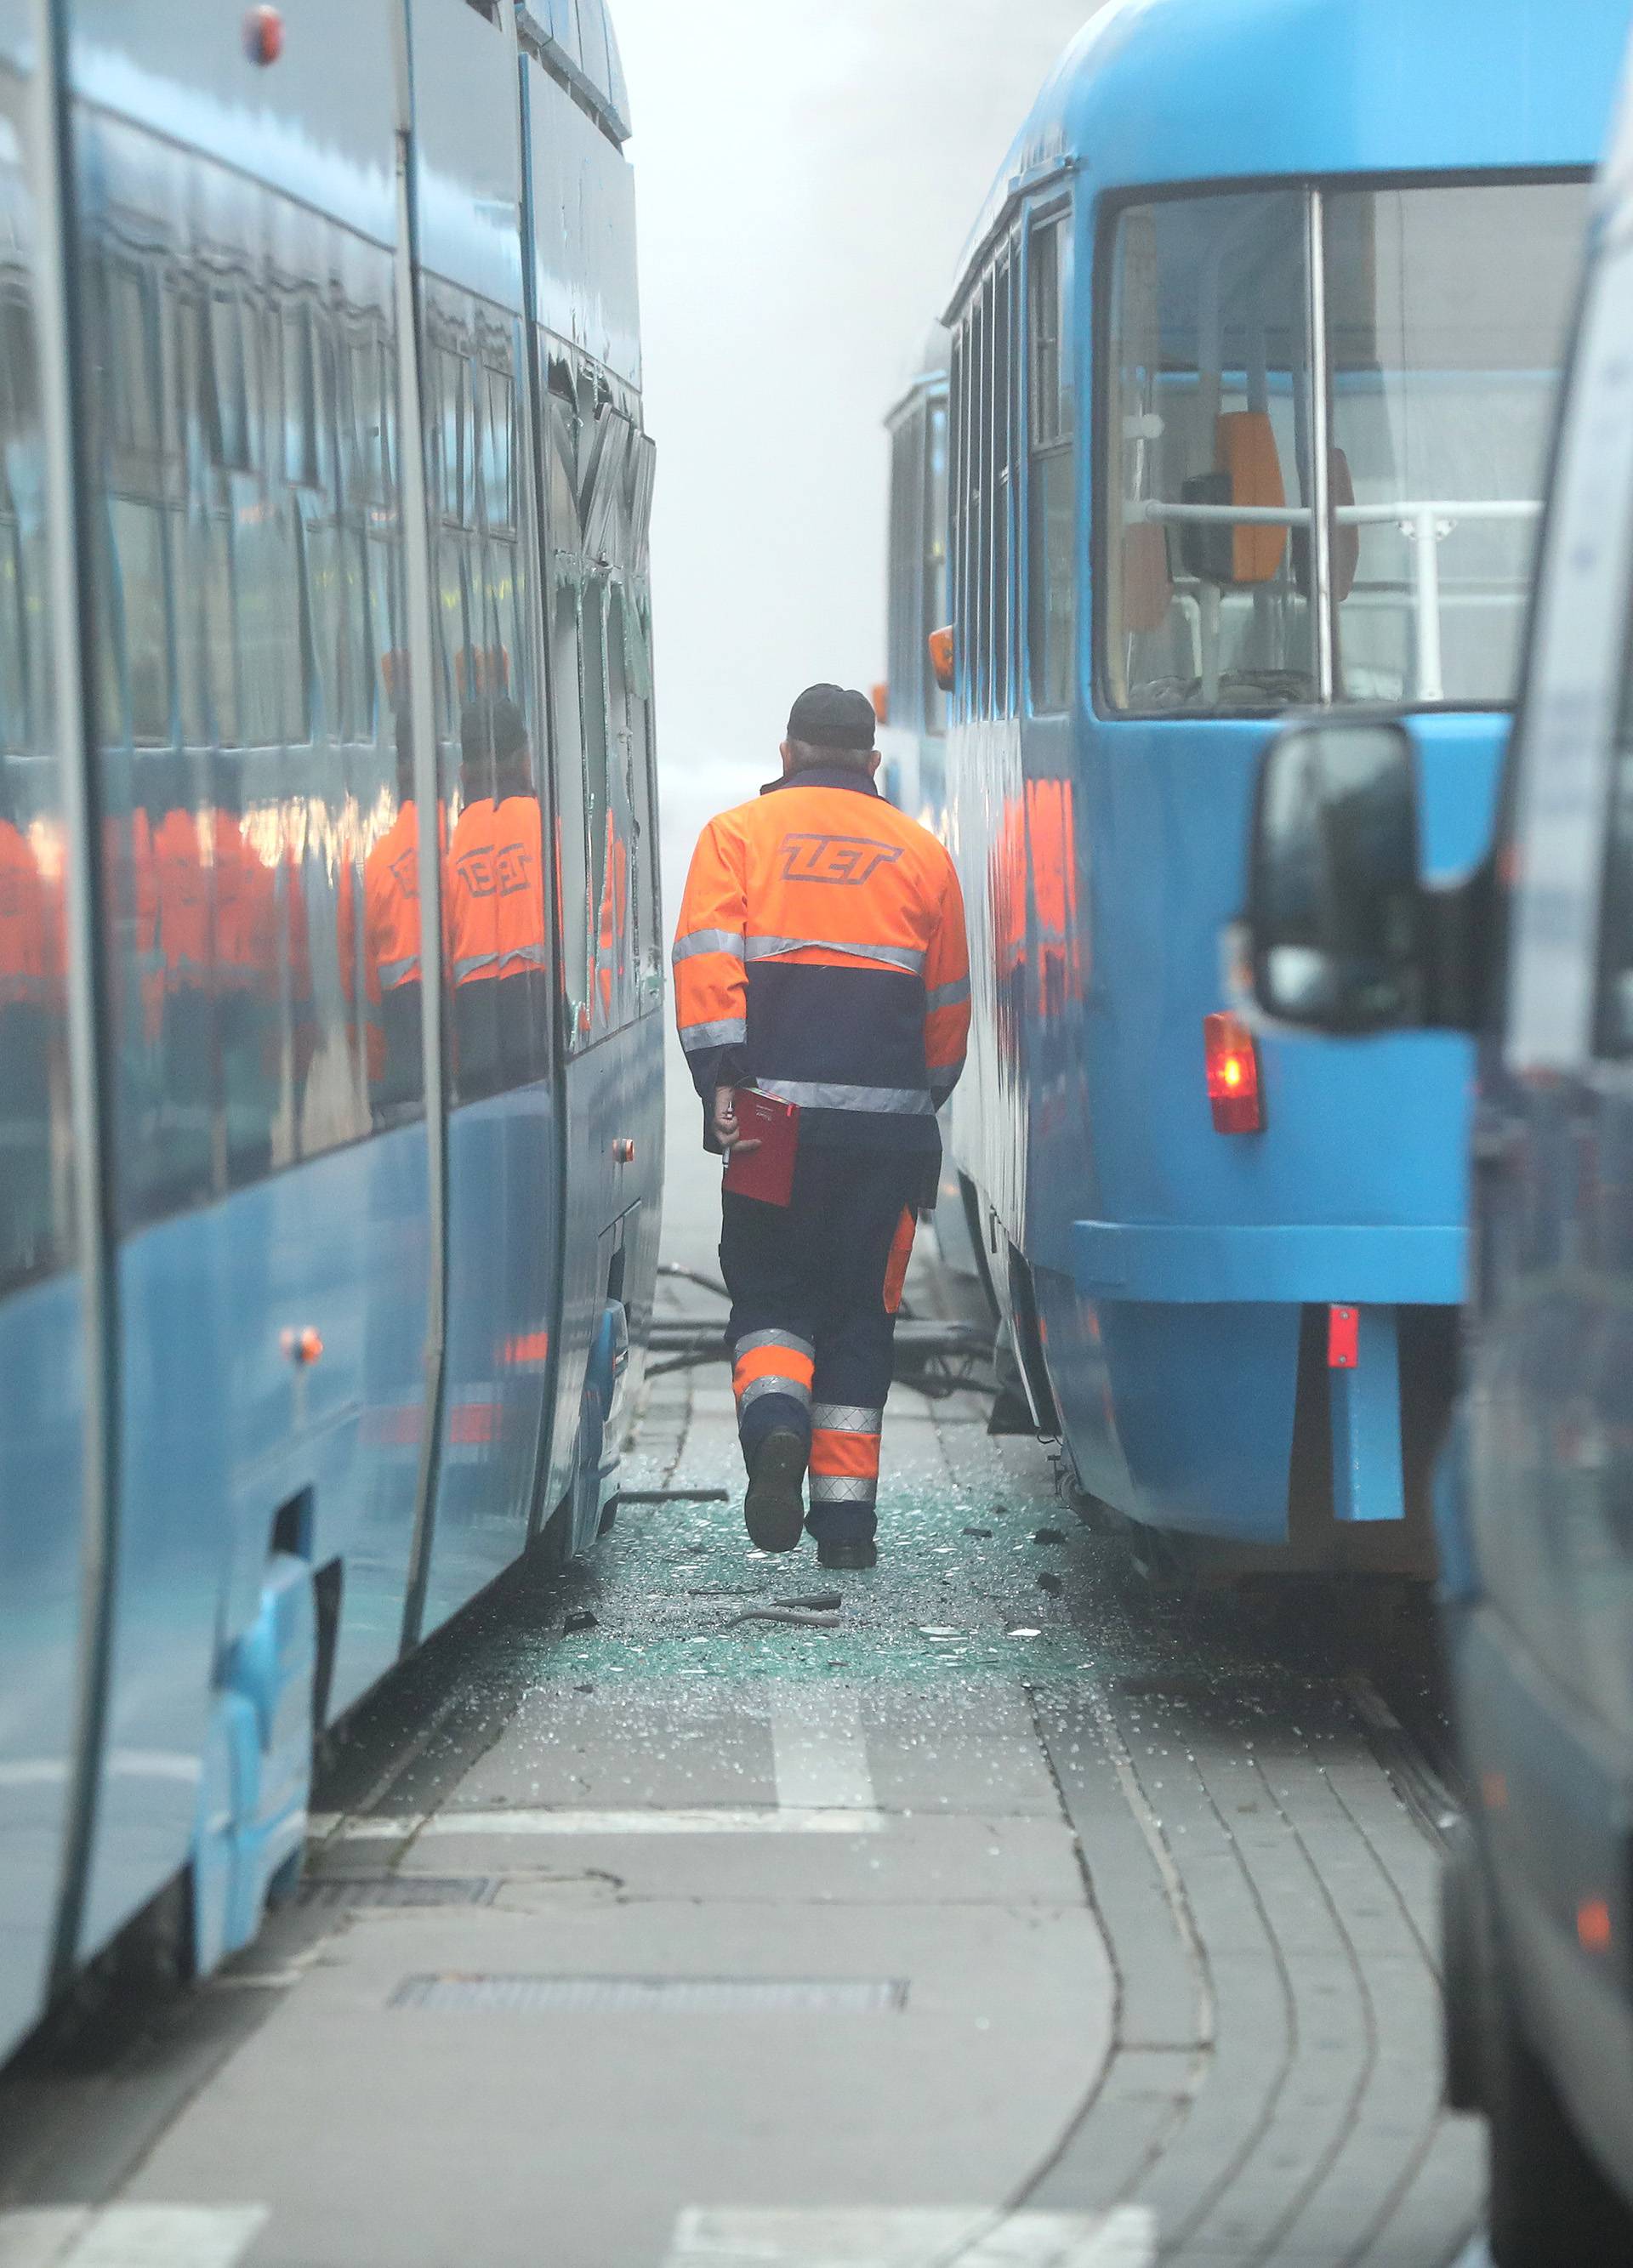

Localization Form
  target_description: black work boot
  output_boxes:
[816,1535,878,1572]
[743,1430,808,1554]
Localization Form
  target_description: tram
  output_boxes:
[925,0,1626,1571]
[0,0,662,2066]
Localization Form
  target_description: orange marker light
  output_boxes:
[244,6,284,65]
[871,681,890,726]
[1203,1012,1263,1134]
[1578,1897,1613,1955]
[281,1325,323,1367]
[928,625,955,694]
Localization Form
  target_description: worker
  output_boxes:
[672,682,970,1571]
[444,695,549,1099]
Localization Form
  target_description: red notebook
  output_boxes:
[722,1089,800,1207]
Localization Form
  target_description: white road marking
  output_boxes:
[0,2207,268,2268]
[324,1806,885,1840]
[663,2204,1157,2266]
[771,1691,878,1813]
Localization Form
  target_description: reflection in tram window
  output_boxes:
[446,695,549,1100]
[82,154,408,1225]
[339,712,429,1124]
[0,756,70,1291]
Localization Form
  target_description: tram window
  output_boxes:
[208,293,252,473]
[205,514,239,745]
[110,499,172,746]
[993,251,1015,719]
[551,574,592,1039]
[1104,190,1315,717]
[1323,180,1587,709]
[282,303,319,490]
[1027,217,1075,714]
[925,398,948,737]
[583,576,616,1029]
[108,263,161,460]
[619,586,662,1001]
[887,412,923,733]
[949,331,966,720]
[0,245,72,1291]
[482,367,515,535]
[602,577,635,1020]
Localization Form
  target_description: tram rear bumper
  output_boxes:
[1072,1220,1466,1305]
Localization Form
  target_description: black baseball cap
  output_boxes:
[787,682,877,753]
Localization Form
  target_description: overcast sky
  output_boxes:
[616,0,1101,830]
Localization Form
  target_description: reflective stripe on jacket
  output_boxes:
[672,763,970,1152]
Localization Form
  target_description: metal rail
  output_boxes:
[1130,494,1541,702]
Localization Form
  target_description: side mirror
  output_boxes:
[928,625,955,694]
[1246,718,1426,1032]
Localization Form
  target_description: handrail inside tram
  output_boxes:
[1128,496,1543,702]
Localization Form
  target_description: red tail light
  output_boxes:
[1204,1012,1263,1134]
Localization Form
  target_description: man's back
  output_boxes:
[674,759,969,1155]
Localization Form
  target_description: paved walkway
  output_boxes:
[0,1263,1484,2267]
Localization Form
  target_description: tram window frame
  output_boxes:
[1026,210,1077,715]
[1095,183,1318,722]
[1095,170,1589,724]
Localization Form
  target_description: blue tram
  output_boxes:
[0,0,663,2065]
[931,0,1626,1571]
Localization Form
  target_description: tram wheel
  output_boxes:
[1481,1891,1633,2262]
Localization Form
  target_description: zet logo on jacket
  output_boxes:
[777,833,905,887]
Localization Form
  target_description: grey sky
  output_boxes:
[616,0,1101,818]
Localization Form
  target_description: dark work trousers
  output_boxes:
[720,1145,924,1546]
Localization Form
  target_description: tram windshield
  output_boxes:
[1104,176,1588,717]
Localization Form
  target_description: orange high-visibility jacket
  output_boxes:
[672,762,970,1154]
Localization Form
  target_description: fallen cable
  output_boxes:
[720,1607,842,1631]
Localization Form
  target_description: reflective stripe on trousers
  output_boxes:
[732,1330,815,1417]
[810,1400,883,1508]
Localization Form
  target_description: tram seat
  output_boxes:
[1291,446,1362,603]
[1215,410,1288,583]
[1122,523,1174,634]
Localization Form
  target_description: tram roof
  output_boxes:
[518,2,631,147]
[954,0,1629,304]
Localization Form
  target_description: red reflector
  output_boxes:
[1203,1012,1263,1134]
[449,1402,499,1446]
[1328,1305,1359,1370]
[1579,1897,1613,1954]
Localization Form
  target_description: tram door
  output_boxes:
[409,3,561,1636]
[0,7,92,2061]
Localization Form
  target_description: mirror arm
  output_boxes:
[1420,860,1493,1035]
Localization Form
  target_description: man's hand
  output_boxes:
[712,1086,761,1156]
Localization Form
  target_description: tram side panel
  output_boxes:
[0,0,92,2063]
